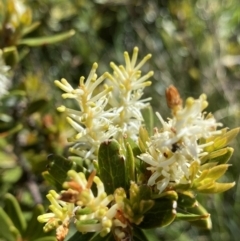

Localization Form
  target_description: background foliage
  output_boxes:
[1,0,240,240]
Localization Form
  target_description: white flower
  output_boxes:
[139,94,222,193]
[0,50,11,98]
[55,48,154,159]
[106,47,154,140]
[55,63,118,159]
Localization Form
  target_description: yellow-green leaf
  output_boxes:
[205,164,230,181]
[18,30,75,46]
[4,193,26,236]
[125,142,136,184]
[198,182,235,194]
[138,126,149,153]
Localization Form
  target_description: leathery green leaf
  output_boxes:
[0,207,16,241]
[133,226,150,241]
[185,203,212,229]
[66,231,95,241]
[176,213,210,222]
[33,237,58,241]
[139,199,177,229]
[42,171,62,190]
[4,193,26,236]
[152,190,178,201]
[47,154,76,186]
[177,191,198,208]
[98,139,126,195]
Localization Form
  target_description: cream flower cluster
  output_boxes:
[38,170,127,240]
[106,47,154,140]
[139,94,222,193]
[55,48,153,159]
[37,189,75,240]
[55,65,116,159]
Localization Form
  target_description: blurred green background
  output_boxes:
[1,0,240,240]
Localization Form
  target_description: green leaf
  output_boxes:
[138,126,149,153]
[123,184,154,225]
[177,191,198,208]
[47,154,76,186]
[139,199,176,229]
[176,213,210,221]
[189,160,200,183]
[209,147,234,164]
[124,136,142,157]
[141,106,154,136]
[2,46,19,66]
[0,207,16,241]
[98,139,126,195]
[201,147,234,165]
[25,99,49,115]
[18,30,75,46]
[21,21,41,37]
[204,164,230,181]
[4,193,27,236]
[0,123,23,137]
[125,142,136,184]
[33,237,57,241]
[66,232,95,241]
[152,190,178,201]
[185,203,212,229]
[67,232,114,241]
[205,128,239,152]
[133,226,150,241]
[42,171,62,190]
[90,233,115,241]
[197,182,235,193]
[200,162,218,171]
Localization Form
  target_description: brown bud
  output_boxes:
[59,189,79,203]
[165,85,182,110]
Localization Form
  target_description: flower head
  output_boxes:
[55,63,118,159]
[55,48,154,159]
[139,86,222,193]
[37,190,75,240]
[106,47,154,140]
